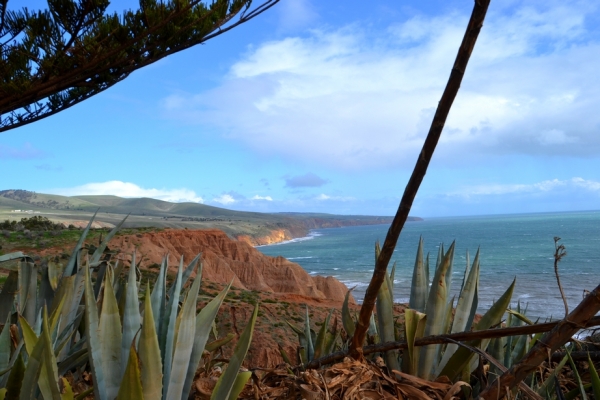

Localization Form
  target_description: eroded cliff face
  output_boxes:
[236,229,293,246]
[108,229,354,303]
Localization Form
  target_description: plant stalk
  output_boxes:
[349,0,491,359]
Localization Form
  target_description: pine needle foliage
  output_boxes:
[0,0,278,132]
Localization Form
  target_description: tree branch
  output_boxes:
[306,315,600,369]
[348,0,491,359]
[479,282,600,399]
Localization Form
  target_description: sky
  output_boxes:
[2,0,600,218]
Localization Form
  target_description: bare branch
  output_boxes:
[306,315,600,369]
[349,0,492,359]
[479,281,600,399]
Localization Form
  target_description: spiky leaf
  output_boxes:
[139,282,163,400]
[116,345,144,400]
[211,303,259,400]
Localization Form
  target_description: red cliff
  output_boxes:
[108,229,354,303]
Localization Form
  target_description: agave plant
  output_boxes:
[0,212,257,399]
[353,238,516,382]
[286,306,340,365]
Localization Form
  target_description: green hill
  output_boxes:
[0,189,415,242]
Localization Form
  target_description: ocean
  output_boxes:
[257,211,600,320]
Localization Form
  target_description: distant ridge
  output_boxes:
[0,189,421,244]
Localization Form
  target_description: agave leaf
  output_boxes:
[537,352,569,396]
[181,280,230,399]
[475,278,516,331]
[0,252,24,263]
[60,377,74,400]
[460,250,471,293]
[389,262,396,284]
[342,289,355,337]
[388,262,396,301]
[488,337,506,377]
[588,354,600,399]
[61,267,86,347]
[368,312,378,341]
[166,273,201,400]
[18,316,37,355]
[313,309,333,359]
[439,278,516,380]
[19,313,48,400]
[90,214,128,266]
[409,237,428,313]
[92,262,108,300]
[402,309,426,375]
[206,333,235,353]
[38,308,62,400]
[507,309,534,326]
[436,244,443,270]
[38,264,55,312]
[19,261,38,325]
[116,344,144,400]
[99,266,123,399]
[0,316,12,373]
[424,253,430,290]
[150,257,167,337]
[122,254,142,378]
[0,271,18,323]
[64,209,98,277]
[5,353,25,399]
[277,343,293,366]
[211,303,259,400]
[566,346,588,400]
[167,253,201,300]
[418,242,455,380]
[304,305,315,362]
[509,334,530,368]
[285,320,304,337]
[435,250,480,375]
[228,371,252,400]
[139,282,163,400]
[436,296,455,364]
[83,263,108,400]
[377,273,399,371]
[162,257,184,396]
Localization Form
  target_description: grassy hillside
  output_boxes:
[0,190,408,242]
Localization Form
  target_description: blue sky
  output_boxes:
[3,0,600,217]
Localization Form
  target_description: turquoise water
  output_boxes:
[257,211,600,320]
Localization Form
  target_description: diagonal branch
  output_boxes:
[306,315,600,369]
[479,281,600,399]
[349,0,492,359]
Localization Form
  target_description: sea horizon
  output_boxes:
[258,210,600,320]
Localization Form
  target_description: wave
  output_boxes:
[287,256,314,260]
[257,231,322,247]
[340,280,370,288]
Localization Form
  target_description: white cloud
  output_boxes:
[315,193,355,201]
[161,3,600,170]
[453,177,600,197]
[212,194,236,205]
[251,195,273,201]
[51,181,204,203]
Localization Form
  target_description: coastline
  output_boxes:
[236,217,423,247]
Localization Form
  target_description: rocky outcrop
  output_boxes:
[108,229,355,303]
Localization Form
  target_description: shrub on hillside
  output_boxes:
[0,216,64,231]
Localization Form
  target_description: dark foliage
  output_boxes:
[0,215,64,231]
[0,0,278,132]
